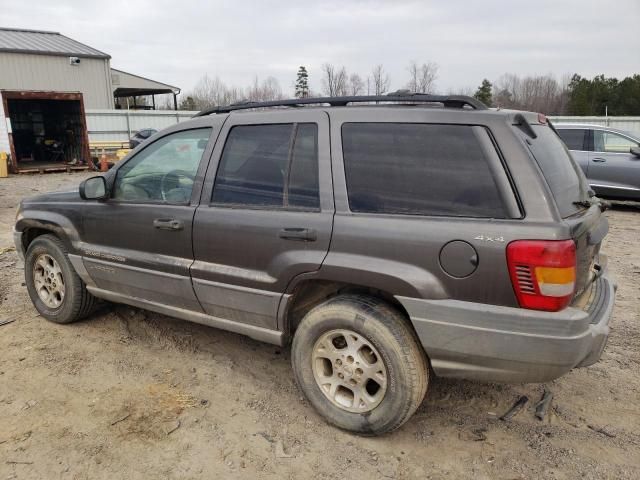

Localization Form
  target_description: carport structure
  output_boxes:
[111,69,181,110]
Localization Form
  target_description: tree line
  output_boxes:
[175,64,640,116]
[474,73,640,115]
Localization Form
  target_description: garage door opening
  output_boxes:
[1,91,91,173]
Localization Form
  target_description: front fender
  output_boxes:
[15,210,82,253]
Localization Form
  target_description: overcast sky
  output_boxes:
[2,0,638,97]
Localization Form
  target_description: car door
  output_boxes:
[588,129,640,195]
[191,110,333,330]
[80,124,217,310]
[556,127,589,175]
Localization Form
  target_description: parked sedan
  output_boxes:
[556,124,640,200]
[129,128,158,149]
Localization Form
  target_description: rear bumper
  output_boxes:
[397,270,616,383]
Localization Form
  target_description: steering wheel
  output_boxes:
[160,169,195,201]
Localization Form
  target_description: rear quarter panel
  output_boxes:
[322,108,570,307]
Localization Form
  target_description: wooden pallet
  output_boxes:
[17,164,91,174]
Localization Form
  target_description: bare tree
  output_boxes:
[447,86,475,96]
[245,76,283,102]
[184,74,283,110]
[493,73,568,114]
[348,73,365,96]
[371,64,390,95]
[406,61,439,93]
[321,63,348,97]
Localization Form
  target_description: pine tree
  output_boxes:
[474,79,493,106]
[295,66,310,98]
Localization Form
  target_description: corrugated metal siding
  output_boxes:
[0,28,109,58]
[550,116,640,137]
[86,109,196,142]
[0,52,113,109]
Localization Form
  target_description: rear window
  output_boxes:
[527,125,590,218]
[557,128,587,150]
[341,123,508,218]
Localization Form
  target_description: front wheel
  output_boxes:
[24,234,97,324]
[291,294,429,435]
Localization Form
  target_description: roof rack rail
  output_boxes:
[194,91,487,116]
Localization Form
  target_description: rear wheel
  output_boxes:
[25,234,97,324]
[292,294,428,435]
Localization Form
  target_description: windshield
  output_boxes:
[526,124,591,218]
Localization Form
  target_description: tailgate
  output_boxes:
[564,205,608,297]
[522,120,607,297]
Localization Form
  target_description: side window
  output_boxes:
[113,128,211,204]
[342,123,508,218]
[557,129,587,150]
[594,130,639,153]
[212,123,319,209]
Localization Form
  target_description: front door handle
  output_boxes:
[153,218,183,231]
[279,228,317,241]
[592,157,607,163]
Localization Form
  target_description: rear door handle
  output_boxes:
[153,218,183,231]
[279,228,317,241]
[592,157,606,163]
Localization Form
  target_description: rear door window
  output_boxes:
[557,129,587,150]
[341,123,510,218]
[527,125,590,218]
[212,123,319,209]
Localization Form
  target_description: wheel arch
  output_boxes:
[283,278,413,336]
[16,214,79,253]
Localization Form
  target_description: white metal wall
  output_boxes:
[0,103,9,154]
[0,52,113,109]
[86,109,197,142]
[82,111,640,143]
[549,116,640,136]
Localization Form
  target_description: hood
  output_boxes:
[23,188,82,204]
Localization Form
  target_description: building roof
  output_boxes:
[0,27,110,59]
[111,68,180,96]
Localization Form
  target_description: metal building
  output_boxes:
[0,27,180,173]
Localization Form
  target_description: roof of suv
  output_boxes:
[194,93,488,116]
[190,94,545,129]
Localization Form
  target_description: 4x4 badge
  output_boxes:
[474,235,505,242]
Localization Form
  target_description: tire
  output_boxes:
[24,234,97,324]
[291,294,429,435]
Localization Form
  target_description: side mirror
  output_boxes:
[631,146,640,158]
[79,176,108,200]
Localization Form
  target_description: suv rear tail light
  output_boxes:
[506,240,576,312]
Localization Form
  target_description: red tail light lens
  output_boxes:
[506,240,576,312]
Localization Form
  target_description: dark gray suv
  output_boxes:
[13,94,616,435]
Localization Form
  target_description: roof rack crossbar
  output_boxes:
[194,92,487,116]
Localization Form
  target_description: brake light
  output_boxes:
[506,240,576,311]
[538,113,548,124]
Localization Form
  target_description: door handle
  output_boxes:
[153,218,183,231]
[279,228,317,241]
[592,157,607,163]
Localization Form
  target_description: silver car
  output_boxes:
[556,124,640,199]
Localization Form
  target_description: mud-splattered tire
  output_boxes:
[292,294,429,435]
[25,234,97,324]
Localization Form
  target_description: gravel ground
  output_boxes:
[0,172,639,479]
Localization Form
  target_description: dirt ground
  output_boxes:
[0,172,639,480]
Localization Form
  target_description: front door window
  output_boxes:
[593,130,639,154]
[113,128,211,204]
